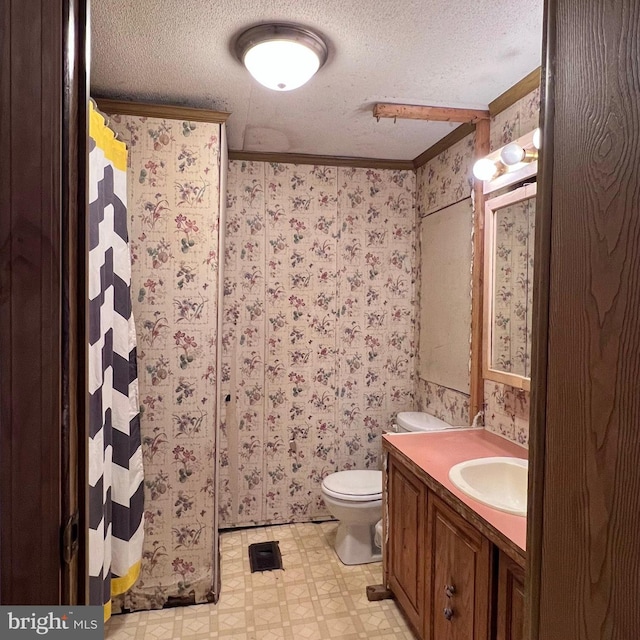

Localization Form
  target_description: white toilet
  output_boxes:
[321,411,464,565]
[321,470,383,565]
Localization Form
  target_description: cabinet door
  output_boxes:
[496,551,525,640]
[386,455,426,635]
[426,493,492,640]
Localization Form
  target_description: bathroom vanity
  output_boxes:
[382,430,527,640]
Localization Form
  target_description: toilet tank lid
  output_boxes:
[322,470,382,497]
[396,411,457,432]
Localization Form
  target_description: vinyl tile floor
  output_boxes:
[105,521,417,639]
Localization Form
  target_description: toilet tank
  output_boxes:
[394,411,459,433]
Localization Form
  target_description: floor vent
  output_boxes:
[248,541,283,572]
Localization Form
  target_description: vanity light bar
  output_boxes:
[473,128,540,194]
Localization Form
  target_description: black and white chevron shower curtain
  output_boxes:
[88,101,144,620]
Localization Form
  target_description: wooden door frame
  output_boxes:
[527,0,640,637]
[0,0,88,605]
[525,0,554,632]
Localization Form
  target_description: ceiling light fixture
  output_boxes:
[235,23,328,92]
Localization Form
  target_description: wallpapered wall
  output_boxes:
[415,86,540,445]
[109,114,221,610]
[219,161,417,527]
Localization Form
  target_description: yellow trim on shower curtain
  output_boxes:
[111,559,142,596]
[89,100,127,172]
[104,559,142,622]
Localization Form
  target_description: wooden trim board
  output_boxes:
[489,67,541,116]
[93,98,231,123]
[469,118,490,422]
[374,103,489,123]
[413,68,541,169]
[525,26,553,640]
[229,149,414,170]
[482,183,536,394]
[412,122,475,169]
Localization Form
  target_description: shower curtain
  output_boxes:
[88,100,144,620]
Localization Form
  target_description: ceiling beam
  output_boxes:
[373,103,489,123]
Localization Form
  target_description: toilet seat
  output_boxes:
[321,470,382,502]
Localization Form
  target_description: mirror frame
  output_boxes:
[483,182,537,391]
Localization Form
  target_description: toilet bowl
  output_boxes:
[321,412,467,565]
[321,470,382,565]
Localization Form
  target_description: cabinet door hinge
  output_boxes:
[61,511,80,565]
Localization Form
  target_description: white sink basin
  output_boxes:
[448,457,528,516]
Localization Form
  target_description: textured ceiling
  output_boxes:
[91,0,543,160]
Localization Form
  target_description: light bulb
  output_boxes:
[533,127,541,150]
[473,158,500,181]
[500,142,526,166]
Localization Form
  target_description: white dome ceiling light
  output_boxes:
[235,23,329,92]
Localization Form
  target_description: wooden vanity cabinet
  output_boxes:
[384,452,525,640]
[386,454,427,635]
[425,493,492,640]
[495,551,525,640]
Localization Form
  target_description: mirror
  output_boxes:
[483,182,536,390]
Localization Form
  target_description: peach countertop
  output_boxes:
[382,428,527,554]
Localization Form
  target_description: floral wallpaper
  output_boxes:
[108,114,221,611]
[490,86,541,152]
[415,379,470,425]
[484,380,529,446]
[491,196,535,378]
[220,161,417,528]
[416,132,476,218]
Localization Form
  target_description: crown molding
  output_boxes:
[489,67,541,116]
[93,98,230,124]
[229,150,414,170]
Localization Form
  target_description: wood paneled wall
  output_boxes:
[0,0,87,604]
[528,0,640,637]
